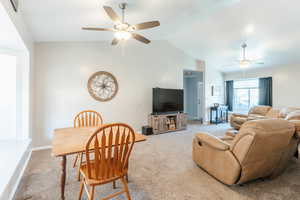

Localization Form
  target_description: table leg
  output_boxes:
[216,109,218,125]
[210,109,212,124]
[61,155,67,200]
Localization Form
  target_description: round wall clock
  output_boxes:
[87,71,118,102]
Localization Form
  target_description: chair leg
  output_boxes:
[78,180,84,200]
[77,153,83,181]
[113,181,116,189]
[121,177,132,200]
[126,174,129,182]
[88,186,95,200]
[73,154,79,168]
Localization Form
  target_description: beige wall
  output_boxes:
[224,64,300,109]
[33,41,201,147]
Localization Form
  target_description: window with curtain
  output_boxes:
[233,79,259,113]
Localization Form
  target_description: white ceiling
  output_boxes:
[22,0,300,72]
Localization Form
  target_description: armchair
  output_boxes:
[193,119,297,185]
[230,105,272,130]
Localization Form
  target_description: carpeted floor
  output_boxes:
[15,124,300,200]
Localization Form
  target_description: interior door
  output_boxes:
[197,82,204,121]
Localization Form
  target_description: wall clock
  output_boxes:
[87,71,118,102]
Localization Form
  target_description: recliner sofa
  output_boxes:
[230,105,300,130]
[193,119,298,185]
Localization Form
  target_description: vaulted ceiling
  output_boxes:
[22,0,300,72]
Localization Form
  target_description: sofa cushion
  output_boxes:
[248,114,267,120]
[279,107,300,118]
[248,105,272,116]
[285,110,300,121]
[265,109,280,118]
[234,117,247,124]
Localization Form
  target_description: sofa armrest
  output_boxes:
[195,133,230,151]
[232,113,248,118]
[289,120,300,138]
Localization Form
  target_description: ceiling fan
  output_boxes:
[82,3,160,45]
[223,43,264,69]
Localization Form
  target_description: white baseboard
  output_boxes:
[31,145,52,152]
[7,144,52,199]
[8,149,32,200]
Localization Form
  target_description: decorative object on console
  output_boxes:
[82,3,160,45]
[213,103,220,107]
[10,0,18,12]
[210,105,228,125]
[169,118,176,130]
[87,71,118,102]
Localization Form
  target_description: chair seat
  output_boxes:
[80,161,127,185]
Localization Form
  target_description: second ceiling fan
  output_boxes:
[82,3,160,45]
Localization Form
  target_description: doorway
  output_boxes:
[183,70,204,123]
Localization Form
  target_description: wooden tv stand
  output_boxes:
[148,113,187,134]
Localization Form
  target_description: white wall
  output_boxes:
[224,64,300,109]
[33,41,199,147]
[204,63,225,121]
[0,1,34,140]
[0,1,34,199]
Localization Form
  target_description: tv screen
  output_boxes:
[153,88,184,114]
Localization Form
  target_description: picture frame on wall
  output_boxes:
[10,0,18,12]
[211,85,221,97]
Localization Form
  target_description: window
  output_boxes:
[0,54,17,140]
[233,79,259,113]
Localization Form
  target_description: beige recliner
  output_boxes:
[230,105,272,130]
[193,119,298,185]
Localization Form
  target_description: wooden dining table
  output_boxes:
[52,126,147,200]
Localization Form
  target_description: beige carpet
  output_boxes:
[15,124,300,200]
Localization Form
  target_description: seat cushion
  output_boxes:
[80,161,125,185]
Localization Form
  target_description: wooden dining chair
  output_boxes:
[73,110,103,181]
[78,123,135,200]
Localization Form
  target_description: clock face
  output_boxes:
[87,71,118,102]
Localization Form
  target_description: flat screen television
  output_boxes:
[152,88,184,114]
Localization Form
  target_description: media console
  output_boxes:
[148,113,188,134]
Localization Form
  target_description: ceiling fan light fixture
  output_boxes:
[240,60,250,68]
[114,23,129,30]
[114,31,132,40]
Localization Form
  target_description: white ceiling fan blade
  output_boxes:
[254,61,264,65]
[103,6,121,23]
[133,21,160,30]
[82,27,114,31]
[221,63,239,68]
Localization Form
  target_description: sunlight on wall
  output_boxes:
[0,54,16,140]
